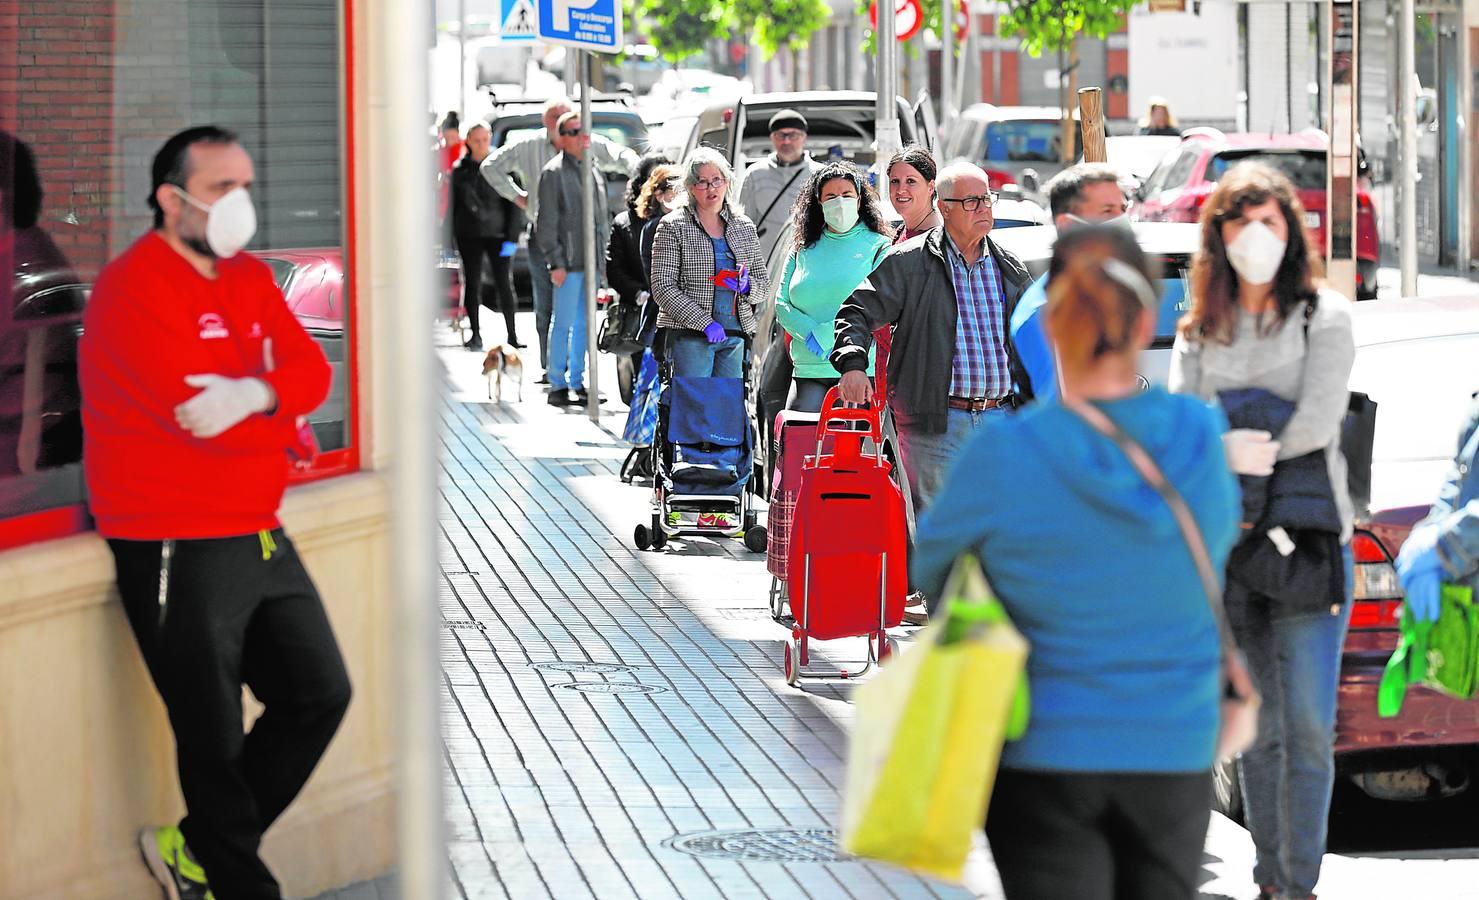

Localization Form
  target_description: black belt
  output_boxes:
[948,395,1010,412]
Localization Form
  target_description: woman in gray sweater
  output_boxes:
[1169,162,1355,900]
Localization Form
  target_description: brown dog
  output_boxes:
[481,344,524,402]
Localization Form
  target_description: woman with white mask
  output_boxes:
[1169,162,1356,900]
[773,162,894,412]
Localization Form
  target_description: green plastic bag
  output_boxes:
[1378,584,1479,717]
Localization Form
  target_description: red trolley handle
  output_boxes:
[815,386,884,459]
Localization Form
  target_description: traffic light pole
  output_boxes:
[580,49,600,422]
[875,0,901,190]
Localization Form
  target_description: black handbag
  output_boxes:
[598,295,647,356]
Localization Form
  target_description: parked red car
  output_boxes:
[1133,130,1380,300]
[250,248,348,453]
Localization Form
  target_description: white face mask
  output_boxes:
[174,185,258,258]
[822,195,860,233]
[1224,220,1287,286]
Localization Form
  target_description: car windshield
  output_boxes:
[1208,150,1326,190]
[263,257,296,292]
[500,121,642,149]
[984,121,1081,163]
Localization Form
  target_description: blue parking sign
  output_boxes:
[536,0,623,53]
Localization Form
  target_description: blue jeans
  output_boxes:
[1233,543,1355,895]
[895,407,1002,521]
[548,271,587,391]
[526,232,554,370]
[668,332,744,378]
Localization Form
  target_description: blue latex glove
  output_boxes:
[1396,529,1444,622]
[720,271,751,295]
[703,321,726,344]
[804,333,826,357]
[499,241,518,257]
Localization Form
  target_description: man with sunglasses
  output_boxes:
[831,162,1033,621]
[480,97,636,380]
[737,109,820,263]
[535,111,611,406]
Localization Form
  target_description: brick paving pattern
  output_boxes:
[430,345,982,900]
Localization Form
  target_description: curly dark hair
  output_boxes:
[1179,161,1322,344]
[625,150,673,215]
[788,161,893,256]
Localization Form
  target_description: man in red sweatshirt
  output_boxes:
[79,125,351,900]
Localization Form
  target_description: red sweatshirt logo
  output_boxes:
[198,313,230,340]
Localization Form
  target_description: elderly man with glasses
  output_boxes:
[831,161,1034,622]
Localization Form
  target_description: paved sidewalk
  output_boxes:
[308,317,1479,900]
[432,334,986,900]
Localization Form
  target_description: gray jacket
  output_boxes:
[830,227,1034,435]
[1411,397,1479,587]
[1168,288,1356,542]
[738,153,820,261]
[534,153,610,274]
[480,130,634,225]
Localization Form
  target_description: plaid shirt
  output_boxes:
[944,234,1012,399]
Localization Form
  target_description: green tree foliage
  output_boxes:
[752,0,833,60]
[638,0,729,65]
[998,0,1142,57]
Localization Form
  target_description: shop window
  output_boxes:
[0,0,354,549]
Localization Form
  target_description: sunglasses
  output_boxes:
[558,128,582,137]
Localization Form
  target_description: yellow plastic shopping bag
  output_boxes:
[840,554,1030,883]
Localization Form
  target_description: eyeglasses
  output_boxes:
[694,177,727,191]
[940,192,998,211]
[772,130,806,142]
[558,128,582,137]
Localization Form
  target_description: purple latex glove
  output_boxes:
[703,321,726,344]
[721,270,751,295]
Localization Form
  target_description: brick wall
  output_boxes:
[3,0,117,279]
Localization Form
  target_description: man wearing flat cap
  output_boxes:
[738,108,820,263]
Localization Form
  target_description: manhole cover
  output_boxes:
[557,682,665,695]
[664,828,849,862]
[442,620,486,631]
[531,661,634,674]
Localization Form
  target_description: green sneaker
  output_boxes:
[666,511,682,527]
[139,825,213,900]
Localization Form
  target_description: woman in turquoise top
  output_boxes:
[773,162,894,412]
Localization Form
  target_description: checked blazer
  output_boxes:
[650,204,770,337]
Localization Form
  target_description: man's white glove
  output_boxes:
[1222,429,1280,477]
[175,374,275,439]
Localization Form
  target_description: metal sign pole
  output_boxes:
[581,49,600,422]
[941,0,955,140]
[1325,0,1358,301]
[875,0,901,188]
[1398,0,1419,298]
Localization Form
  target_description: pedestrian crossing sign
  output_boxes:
[501,0,537,41]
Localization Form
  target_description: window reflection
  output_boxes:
[0,131,88,514]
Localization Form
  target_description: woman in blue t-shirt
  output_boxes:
[912,225,1240,900]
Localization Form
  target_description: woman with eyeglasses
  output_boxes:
[650,147,770,378]
[773,162,893,413]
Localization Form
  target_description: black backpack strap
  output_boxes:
[753,162,809,237]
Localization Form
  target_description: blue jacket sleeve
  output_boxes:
[911,434,997,607]
[1412,401,1479,580]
